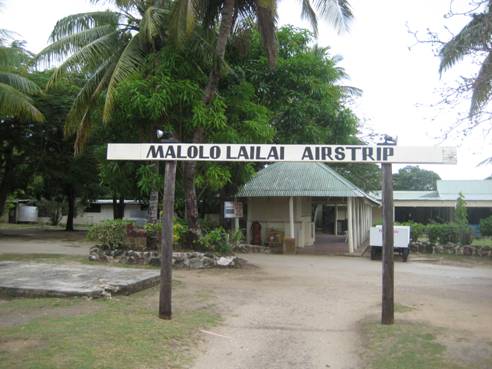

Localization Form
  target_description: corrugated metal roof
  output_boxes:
[371,180,492,202]
[436,180,492,200]
[372,191,439,201]
[236,162,378,203]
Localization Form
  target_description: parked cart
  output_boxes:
[370,225,411,262]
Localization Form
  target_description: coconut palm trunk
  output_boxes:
[183,0,236,246]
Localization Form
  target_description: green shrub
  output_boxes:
[197,227,232,254]
[426,223,472,245]
[87,220,132,249]
[400,221,426,242]
[143,218,188,245]
[480,215,492,236]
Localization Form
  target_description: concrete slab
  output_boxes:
[0,262,160,298]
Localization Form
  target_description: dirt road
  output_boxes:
[0,228,93,255]
[180,254,492,369]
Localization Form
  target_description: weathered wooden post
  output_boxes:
[159,159,176,319]
[381,162,394,325]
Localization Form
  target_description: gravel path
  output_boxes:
[182,254,492,369]
[0,228,93,255]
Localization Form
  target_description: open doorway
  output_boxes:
[305,203,349,254]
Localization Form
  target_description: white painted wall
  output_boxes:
[39,204,147,226]
[246,197,315,248]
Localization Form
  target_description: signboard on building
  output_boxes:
[224,201,243,218]
[107,143,457,164]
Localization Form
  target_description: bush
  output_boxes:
[426,223,472,245]
[197,227,232,254]
[87,220,132,250]
[400,221,426,242]
[143,218,188,245]
[480,215,492,236]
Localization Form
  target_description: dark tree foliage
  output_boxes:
[28,72,102,230]
[393,165,441,191]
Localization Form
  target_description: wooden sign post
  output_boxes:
[107,143,457,322]
[158,160,176,320]
[381,163,394,324]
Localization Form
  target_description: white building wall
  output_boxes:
[39,204,147,226]
[246,197,314,248]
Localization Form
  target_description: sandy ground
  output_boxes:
[178,254,492,369]
[0,228,93,255]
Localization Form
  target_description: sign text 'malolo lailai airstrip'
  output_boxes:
[107,143,457,164]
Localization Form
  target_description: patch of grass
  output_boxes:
[360,320,463,369]
[0,285,219,369]
[394,304,416,313]
[472,237,492,247]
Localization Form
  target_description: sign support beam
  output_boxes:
[159,160,176,320]
[381,163,394,325]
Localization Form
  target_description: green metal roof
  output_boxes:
[370,180,492,202]
[236,162,378,203]
[436,180,492,200]
[371,191,439,201]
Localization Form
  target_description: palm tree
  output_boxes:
[0,18,44,122]
[37,0,200,150]
[183,0,353,240]
[439,1,492,117]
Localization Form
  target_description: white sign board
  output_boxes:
[370,226,411,248]
[224,201,243,218]
[107,144,457,164]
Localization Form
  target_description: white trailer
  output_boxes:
[370,225,411,262]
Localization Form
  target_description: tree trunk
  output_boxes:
[118,196,125,219]
[66,187,75,232]
[148,162,160,224]
[183,0,236,246]
[112,195,118,219]
[0,147,14,217]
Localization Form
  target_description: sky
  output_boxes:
[1,0,491,179]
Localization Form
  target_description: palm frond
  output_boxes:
[102,34,145,121]
[301,0,318,36]
[46,31,121,89]
[37,24,116,65]
[439,13,492,74]
[0,82,44,122]
[169,0,197,45]
[141,6,168,46]
[74,109,92,155]
[64,56,118,136]
[0,72,42,94]
[313,0,352,33]
[255,0,277,67]
[49,11,121,42]
[470,51,492,115]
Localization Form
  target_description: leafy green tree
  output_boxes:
[393,165,441,191]
[230,26,358,145]
[454,192,468,226]
[36,0,197,152]
[29,72,102,231]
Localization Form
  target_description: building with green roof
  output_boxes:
[236,162,379,253]
[372,180,492,230]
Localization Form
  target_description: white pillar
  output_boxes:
[289,196,295,239]
[347,197,354,253]
[234,217,239,232]
[334,205,338,236]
